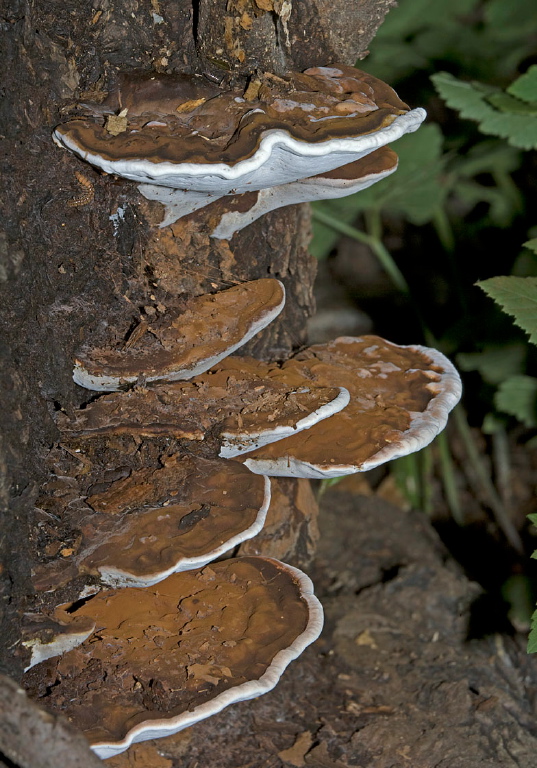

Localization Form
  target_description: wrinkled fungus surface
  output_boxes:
[73,279,285,391]
[243,335,462,478]
[53,66,424,194]
[34,455,271,590]
[60,355,349,457]
[23,557,323,758]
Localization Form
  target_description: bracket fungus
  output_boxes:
[208,146,398,240]
[23,65,456,760]
[59,355,350,458]
[23,557,323,759]
[72,278,285,391]
[53,66,425,228]
[34,454,271,590]
[240,336,462,479]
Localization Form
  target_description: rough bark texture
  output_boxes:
[0,0,388,683]
[0,672,103,768]
[238,477,320,567]
[197,0,396,76]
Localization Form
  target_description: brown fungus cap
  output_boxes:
[59,355,350,458]
[55,66,408,165]
[53,66,424,196]
[72,278,285,391]
[315,145,398,181]
[23,557,323,760]
[242,335,462,478]
[34,454,271,590]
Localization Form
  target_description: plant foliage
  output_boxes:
[310,0,537,649]
[431,71,537,150]
[477,276,537,345]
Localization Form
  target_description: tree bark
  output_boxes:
[0,0,392,723]
[0,672,103,768]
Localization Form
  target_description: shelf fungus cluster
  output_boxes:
[24,558,323,759]
[21,65,460,760]
[53,65,425,232]
[26,322,460,757]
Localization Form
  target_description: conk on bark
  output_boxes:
[22,64,461,759]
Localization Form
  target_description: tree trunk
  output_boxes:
[0,0,392,759]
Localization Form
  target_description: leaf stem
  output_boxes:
[453,405,523,552]
[436,429,465,525]
[311,208,409,295]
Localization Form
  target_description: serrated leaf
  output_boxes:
[456,344,526,385]
[508,65,537,104]
[523,238,537,255]
[432,72,537,148]
[527,513,537,527]
[528,605,537,653]
[431,72,498,121]
[478,276,537,344]
[477,111,537,150]
[487,92,537,115]
[494,375,537,426]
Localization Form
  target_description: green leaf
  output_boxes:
[512,251,537,278]
[452,141,520,178]
[477,111,537,151]
[508,65,537,104]
[502,574,534,627]
[481,412,507,434]
[309,219,341,260]
[456,344,526,385]
[512,235,537,276]
[328,124,447,226]
[527,513,537,528]
[477,276,537,344]
[453,178,516,228]
[431,72,498,122]
[487,92,537,115]
[528,609,537,653]
[374,0,477,37]
[523,238,537,255]
[363,0,480,83]
[494,375,537,427]
[361,42,427,85]
[431,72,537,149]
[450,142,522,226]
